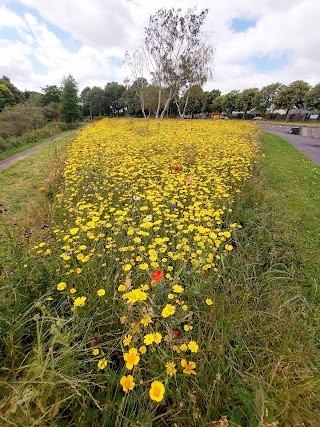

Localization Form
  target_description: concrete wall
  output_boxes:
[257,123,320,140]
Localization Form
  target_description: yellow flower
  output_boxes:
[140,316,153,327]
[184,325,192,332]
[120,375,135,392]
[69,288,77,294]
[97,358,107,370]
[120,315,127,324]
[139,345,147,354]
[97,289,106,296]
[122,289,148,303]
[181,359,196,375]
[144,333,154,345]
[123,264,132,271]
[123,348,140,370]
[154,332,162,344]
[123,334,132,346]
[74,296,87,307]
[149,380,165,402]
[92,348,99,356]
[172,284,184,293]
[140,284,149,291]
[161,304,175,318]
[167,293,174,300]
[165,361,177,377]
[118,284,126,292]
[205,298,213,305]
[188,341,199,353]
[182,305,188,311]
[57,282,67,291]
[70,227,79,235]
[179,343,188,352]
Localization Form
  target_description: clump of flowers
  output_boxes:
[32,118,260,406]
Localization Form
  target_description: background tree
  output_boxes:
[203,89,221,112]
[211,95,225,113]
[41,85,61,106]
[305,83,320,111]
[253,82,284,115]
[125,51,149,118]
[24,90,42,106]
[80,87,92,118]
[274,80,311,119]
[60,74,80,123]
[88,86,106,117]
[104,82,126,116]
[0,76,24,104]
[237,88,259,118]
[141,7,213,119]
[0,83,15,111]
[223,90,240,115]
[121,78,148,117]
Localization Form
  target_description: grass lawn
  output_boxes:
[0,125,319,426]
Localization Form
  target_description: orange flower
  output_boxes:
[151,269,163,282]
[39,186,46,191]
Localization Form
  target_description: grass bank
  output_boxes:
[0,124,319,426]
[0,122,85,161]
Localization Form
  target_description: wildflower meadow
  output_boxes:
[2,118,318,426]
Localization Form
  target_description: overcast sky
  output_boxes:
[0,0,319,95]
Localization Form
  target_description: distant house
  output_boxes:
[287,108,310,121]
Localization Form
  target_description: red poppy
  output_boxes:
[228,155,233,158]
[174,167,180,171]
[169,329,182,339]
[151,269,163,282]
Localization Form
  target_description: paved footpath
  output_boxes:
[0,126,87,172]
[263,129,320,166]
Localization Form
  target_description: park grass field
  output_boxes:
[0,119,319,427]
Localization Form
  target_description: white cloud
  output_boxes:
[0,0,319,94]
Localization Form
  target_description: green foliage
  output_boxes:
[0,103,45,139]
[274,80,311,113]
[253,82,284,114]
[0,75,24,104]
[41,85,61,106]
[0,83,15,111]
[236,88,259,118]
[305,82,320,110]
[59,75,80,123]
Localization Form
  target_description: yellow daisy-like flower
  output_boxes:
[154,332,162,344]
[181,359,196,375]
[188,341,199,353]
[123,348,140,370]
[205,298,213,305]
[144,333,154,346]
[97,358,107,370]
[140,284,149,291]
[139,345,147,355]
[172,284,184,293]
[118,284,126,292]
[123,264,132,271]
[92,348,99,356]
[74,296,87,307]
[167,293,175,300]
[165,361,177,377]
[70,227,79,235]
[180,343,188,352]
[120,375,135,393]
[149,380,165,402]
[57,282,67,291]
[184,325,193,332]
[97,289,105,297]
[161,304,176,318]
[69,288,77,294]
[140,315,153,326]
[123,334,133,346]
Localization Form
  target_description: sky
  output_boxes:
[0,0,319,95]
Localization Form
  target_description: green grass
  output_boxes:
[0,122,85,161]
[0,135,73,216]
[0,130,319,426]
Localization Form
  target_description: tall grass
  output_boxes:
[0,122,319,426]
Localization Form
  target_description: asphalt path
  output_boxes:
[263,130,320,166]
[0,127,86,172]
